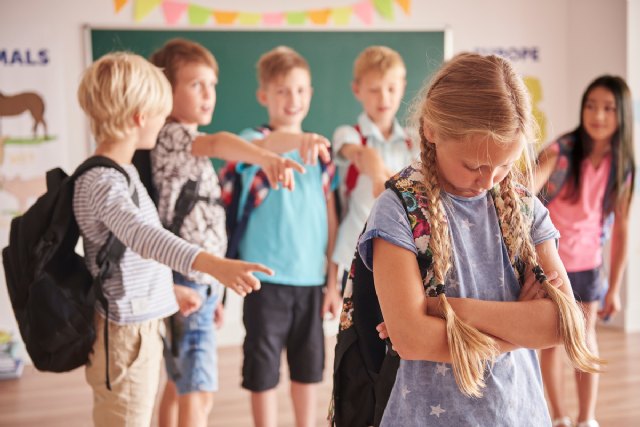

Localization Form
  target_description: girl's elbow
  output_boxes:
[388,335,417,360]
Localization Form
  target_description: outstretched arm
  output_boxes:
[339,145,392,197]
[191,131,305,190]
[254,131,331,165]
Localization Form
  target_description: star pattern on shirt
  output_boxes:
[435,363,450,376]
[460,218,474,230]
[430,404,446,418]
[447,277,460,291]
[401,385,411,399]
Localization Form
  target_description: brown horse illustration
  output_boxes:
[0,91,48,138]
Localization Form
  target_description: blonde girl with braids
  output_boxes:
[535,76,635,427]
[358,52,600,426]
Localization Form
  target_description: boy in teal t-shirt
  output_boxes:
[234,46,341,427]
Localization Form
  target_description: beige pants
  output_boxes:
[85,313,164,427]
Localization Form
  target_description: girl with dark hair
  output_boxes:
[535,75,635,427]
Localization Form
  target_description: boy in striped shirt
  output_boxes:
[74,52,286,427]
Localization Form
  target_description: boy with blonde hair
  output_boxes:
[329,45,418,285]
[75,52,273,427]
[147,39,304,427]
[232,46,341,427]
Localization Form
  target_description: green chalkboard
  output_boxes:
[90,29,446,138]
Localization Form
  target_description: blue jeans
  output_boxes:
[165,272,220,395]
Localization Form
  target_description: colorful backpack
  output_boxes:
[329,161,532,427]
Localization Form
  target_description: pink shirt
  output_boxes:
[547,149,611,272]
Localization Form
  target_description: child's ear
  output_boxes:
[133,112,146,127]
[256,88,267,106]
[351,81,361,99]
[423,124,436,143]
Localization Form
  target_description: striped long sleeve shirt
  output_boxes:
[73,164,201,324]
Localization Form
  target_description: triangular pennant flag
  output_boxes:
[134,0,161,21]
[395,0,411,14]
[286,11,307,25]
[353,0,374,25]
[308,9,331,25]
[188,4,210,25]
[373,0,394,20]
[213,11,238,25]
[238,12,261,25]
[113,0,128,13]
[162,1,187,25]
[263,12,285,26]
[332,6,351,25]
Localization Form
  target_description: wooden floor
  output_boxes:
[1,327,639,426]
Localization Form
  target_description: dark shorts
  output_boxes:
[568,267,604,303]
[242,282,325,392]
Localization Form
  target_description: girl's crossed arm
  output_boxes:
[373,238,568,362]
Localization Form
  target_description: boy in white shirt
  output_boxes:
[330,46,418,283]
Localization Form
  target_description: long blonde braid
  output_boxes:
[419,124,499,398]
[494,175,603,373]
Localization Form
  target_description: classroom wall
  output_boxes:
[0,0,633,349]
[624,0,640,332]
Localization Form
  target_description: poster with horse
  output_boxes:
[0,43,69,347]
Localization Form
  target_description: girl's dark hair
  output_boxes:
[565,76,635,214]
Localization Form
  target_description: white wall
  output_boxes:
[623,0,640,332]
[0,0,631,347]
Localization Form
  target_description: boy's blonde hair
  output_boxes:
[77,52,172,143]
[412,52,602,397]
[353,45,405,83]
[257,46,310,88]
[150,38,219,88]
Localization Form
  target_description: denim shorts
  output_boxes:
[164,272,220,395]
[568,267,604,303]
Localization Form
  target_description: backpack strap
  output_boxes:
[538,133,575,206]
[73,155,139,391]
[168,179,223,236]
[385,162,437,293]
[343,124,367,198]
[386,161,534,290]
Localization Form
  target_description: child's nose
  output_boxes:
[380,90,390,105]
[476,170,496,190]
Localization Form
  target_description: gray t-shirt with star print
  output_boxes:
[358,188,559,426]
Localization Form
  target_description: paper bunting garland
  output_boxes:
[114,0,411,25]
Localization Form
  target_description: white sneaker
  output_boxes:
[576,420,599,427]
[552,417,573,427]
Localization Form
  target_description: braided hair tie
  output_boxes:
[532,265,547,284]
[427,284,446,297]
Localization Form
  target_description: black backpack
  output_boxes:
[2,155,137,388]
[329,248,401,427]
